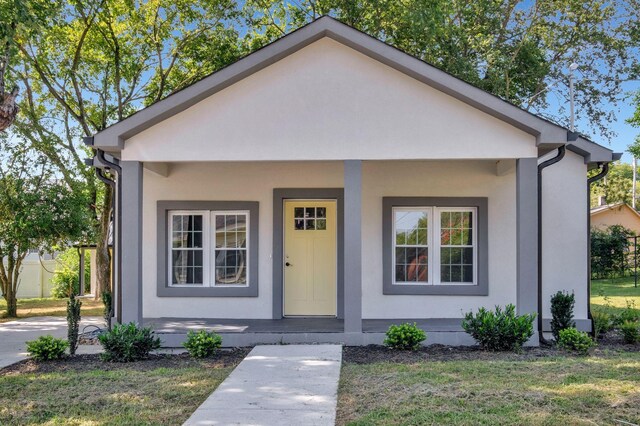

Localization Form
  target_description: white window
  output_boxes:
[392,206,477,286]
[168,210,250,287]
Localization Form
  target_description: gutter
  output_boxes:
[537,144,566,345]
[586,162,609,333]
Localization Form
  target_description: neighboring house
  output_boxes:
[591,202,640,235]
[87,17,619,346]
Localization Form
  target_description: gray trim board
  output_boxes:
[121,161,143,324]
[157,201,259,297]
[382,197,489,295]
[272,188,344,320]
[344,161,363,333]
[516,159,538,316]
[91,16,616,164]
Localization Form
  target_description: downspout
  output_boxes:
[538,145,566,345]
[96,150,122,325]
[587,162,609,334]
[85,138,123,324]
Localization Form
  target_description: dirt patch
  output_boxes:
[344,336,639,364]
[0,347,251,376]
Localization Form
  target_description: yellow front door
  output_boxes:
[284,200,337,316]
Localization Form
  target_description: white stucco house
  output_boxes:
[87,17,619,346]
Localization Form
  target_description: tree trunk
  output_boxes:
[94,184,113,300]
[5,288,16,317]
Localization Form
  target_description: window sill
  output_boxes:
[158,284,258,297]
[383,284,488,296]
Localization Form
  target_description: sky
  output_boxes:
[592,80,640,163]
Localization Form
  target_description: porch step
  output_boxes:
[183,344,342,426]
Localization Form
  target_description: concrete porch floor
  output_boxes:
[143,317,465,334]
[143,317,472,347]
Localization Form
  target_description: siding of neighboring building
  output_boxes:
[591,204,640,235]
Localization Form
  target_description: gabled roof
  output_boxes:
[91,16,619,164]
[591,202,640,218]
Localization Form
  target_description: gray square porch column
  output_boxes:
[120,161,143,324]
[516,158,538,318]
[344,160,363,334]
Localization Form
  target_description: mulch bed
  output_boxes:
[344,332,640,364]
[0,347,251,376]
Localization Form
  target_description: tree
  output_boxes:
[6,0,243,299]
[0,142,89,317]
[246,0,635,141]
[0,0,60,131]
[590,161,634,207]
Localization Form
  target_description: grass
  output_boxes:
[0,358,237,425]
[0,298,104,323]
[337,352,640,425]
[591,276,640,315]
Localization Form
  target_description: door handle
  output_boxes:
[285,262,293,267]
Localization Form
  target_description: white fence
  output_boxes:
[1,256,57,299]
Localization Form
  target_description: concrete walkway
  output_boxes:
[0,316,104,369]
[184,344,342,426]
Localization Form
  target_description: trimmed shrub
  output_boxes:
[550,291,575,341]
[619,320,640,344]
[384,323,427,350]
[98,323,161,362]
[558,328,595,355]
[67,294,82,355]
[26,335,68,361]
[183,330,223,358]
[592,310,613,341]
[462,304,535,352]
[51,249,91,298]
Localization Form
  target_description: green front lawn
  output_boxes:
[0,353,246,426]
[591,276,640,315]
[338,352,640,425]
[0,297,104,323]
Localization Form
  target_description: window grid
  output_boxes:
[167,210,250,288]
[392,206,477,286]
[392,208,430,284]
[169,212,206,286]
[214,212,249,286]
[439,210,474,283]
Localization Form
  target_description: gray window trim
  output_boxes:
[157,201,259,297]
[383,197,488,296]
[273,189,344,319]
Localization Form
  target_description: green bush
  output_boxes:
[590,225,632,279]
[26,335,68,361]
[550,291,575,341]
[183,330,223,358]
[462,304,535,352]
[613,301,640,326]
[384,323,427,350]
[558,328,595,355]
[619,320,640,344]
[51,248,91,298]
[592,310,613,341]
[98,323,161,362]
[67,294,82,355]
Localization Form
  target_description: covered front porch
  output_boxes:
[110,157,542,346]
